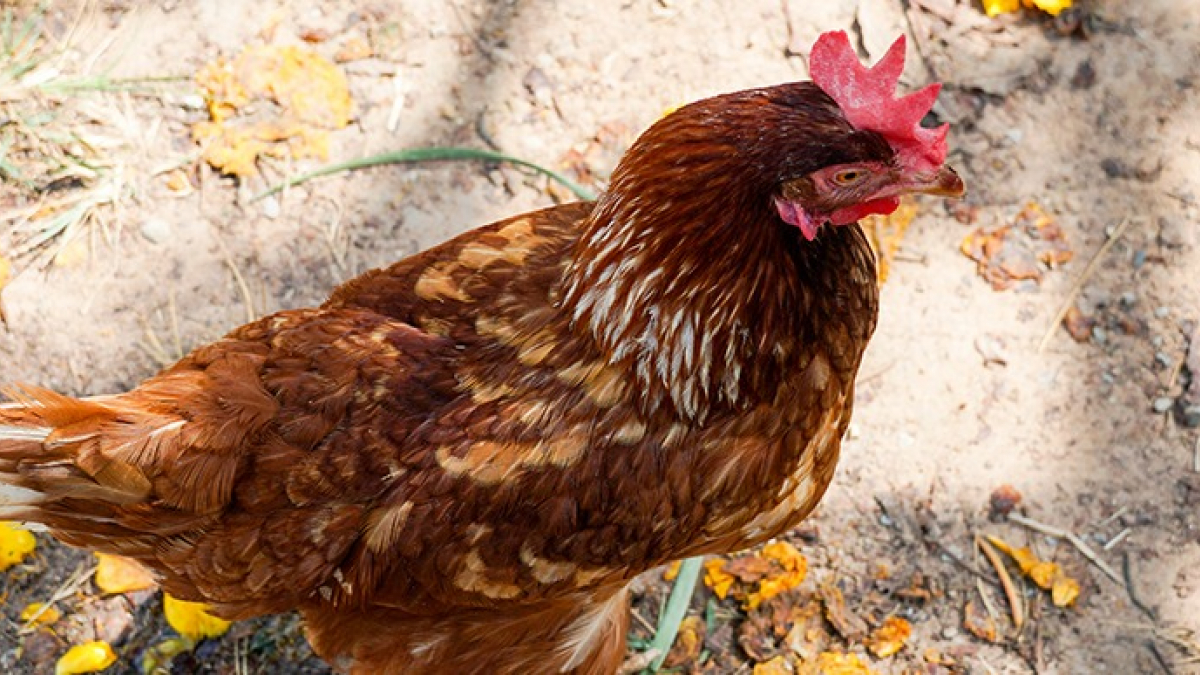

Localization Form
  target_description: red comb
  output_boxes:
[809,30,947,173]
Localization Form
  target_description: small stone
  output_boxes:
[1153,397,1173,413]
[1092,326,1109,344]
[1155,352,1173,368]
[139,218,171,244]
[1100,370,1116,384]
[1119,292,1138,307]
[1155,306,1171,319]
[261,196,281,219]
[941,626,959,640]
[180,93,206,110]
[1132,249,1147,269]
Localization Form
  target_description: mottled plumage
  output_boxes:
[0,32,962,675]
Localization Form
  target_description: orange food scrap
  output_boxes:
[94,552,157,595]
[163,594,232,641]
[754,655,793,675]
[865,616,911,658]
[664,615,706,667]
[703,557,736,599]
[20,602,61,626]
[663,559,682,581]
[0,521,36,571]
[193,44,352,177]
[55,641,116,675]
[987,535,1080,607]
[747,541,808,610]
[984,0,1073,17]
[814,651,877,675]
[961,202,1073,290]
[862,195,918,284]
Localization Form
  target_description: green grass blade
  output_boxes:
[254,147,596,203]
[643,556,703,673]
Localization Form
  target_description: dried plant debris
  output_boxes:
[961,202,1074,290]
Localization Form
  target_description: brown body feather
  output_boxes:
[0,83,889,674]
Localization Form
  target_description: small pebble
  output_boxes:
[1092,326,1108,345]
[1119,292,1137,307]
[261,196,281,219]
[1155,352,1173,368]
[139,218,171,244]
[1152,397,1173,413]
[941,626,959,640]
[1155,306,1171,319]
[1100,370,1115,384]
[180,93,206,110]
[1132,249,1147,269]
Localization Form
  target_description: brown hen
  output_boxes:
[0,31,962,674]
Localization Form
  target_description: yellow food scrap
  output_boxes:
[94,552,157,595]
[703,557,735,599]
[55,641,116,675]
[862,195,917,284]
[865,616,911,658]
[754,655,793,675]
[163,594,232,641]
[747,541,808,610]
[193,44,352,177]
[0,521,36,571]
[20,602,61,626]
[663,559,681,581]
[815,651,877,675]
[985,0,1073,17]
[987,535,1080,607]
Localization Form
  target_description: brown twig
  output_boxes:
[977,535,1023,630]
[1123,551,1157,621]
[1038,217,1133,353]
[213,233,257,324]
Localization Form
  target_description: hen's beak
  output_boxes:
[902,165,965,198]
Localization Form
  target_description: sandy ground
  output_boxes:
[1,0,1199,673]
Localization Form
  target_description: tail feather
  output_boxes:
[0,385,159,517]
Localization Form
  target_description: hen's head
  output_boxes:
[595,30,963,243]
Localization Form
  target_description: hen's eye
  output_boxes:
[833,169,865,185]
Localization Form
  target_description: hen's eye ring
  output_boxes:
[833,170,863,185]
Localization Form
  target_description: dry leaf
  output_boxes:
[962,600,999,642]
[865,616,911,658]
[55,641,116,675]
[94,552,156,595]
[819,582,868,641]
[862,195,918,284]
[163,594,232,641]
[0,521,36,571]
[20,602,61,627]
[704,557,736,599]
[1063,305,1095,342]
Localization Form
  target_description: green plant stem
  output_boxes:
[644,556,703,673]
[254,147,596,202]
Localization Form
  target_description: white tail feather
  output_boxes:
[0,425,50,441]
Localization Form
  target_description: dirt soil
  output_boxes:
[2,0,1199,673]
